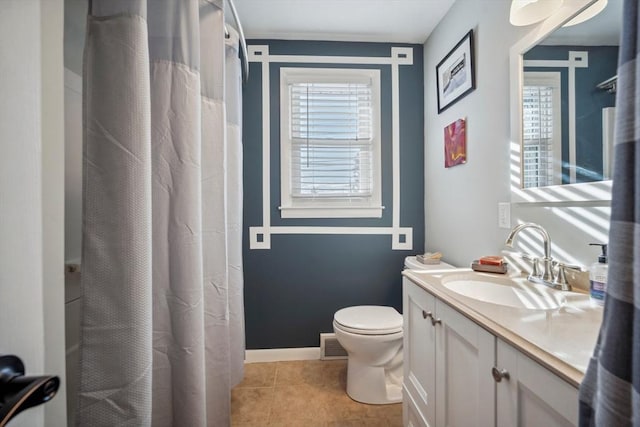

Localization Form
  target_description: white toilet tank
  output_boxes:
[404,255,455,270]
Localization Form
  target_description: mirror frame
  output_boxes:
[509,0,613,203]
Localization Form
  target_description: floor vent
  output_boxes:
[320,333,348,360]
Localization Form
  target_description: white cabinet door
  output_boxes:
[434,299,495,427]
[403,278,437,427]
[496,339,578,427]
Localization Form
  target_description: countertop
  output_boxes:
[403,268,603,388]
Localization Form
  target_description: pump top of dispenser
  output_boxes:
[589,243,608,263]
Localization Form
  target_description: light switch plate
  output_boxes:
[498,202,511,229]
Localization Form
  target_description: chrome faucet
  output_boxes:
[504,222,569,289]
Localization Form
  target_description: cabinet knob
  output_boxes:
[430,317,442,326]
[422,310,432,319]
[491,367,510,382]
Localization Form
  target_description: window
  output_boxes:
[279,68,382,218]
[522,72,562,188]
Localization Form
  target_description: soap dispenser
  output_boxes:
[588,243,608,306]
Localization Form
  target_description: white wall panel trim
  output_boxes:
[248,45,414,250]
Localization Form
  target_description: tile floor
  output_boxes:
[231,359,403,427]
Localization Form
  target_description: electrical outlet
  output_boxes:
[498,202,511,229]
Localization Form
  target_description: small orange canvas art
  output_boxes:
[444,118,466,168]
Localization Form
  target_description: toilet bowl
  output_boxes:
[333,305,404,404]
[333,256,454,404]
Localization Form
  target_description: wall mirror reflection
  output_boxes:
[520,0,621,189]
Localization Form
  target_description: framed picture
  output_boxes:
[436,29,476,114]
[444,118,467,168]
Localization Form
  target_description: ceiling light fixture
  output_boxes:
[509,0,564,26]
[562,0,608,27]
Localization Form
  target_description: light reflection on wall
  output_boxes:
[501,203,610,292]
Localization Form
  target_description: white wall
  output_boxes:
[64,0,87,76]
[0,1,66,426]
[63,2,85,423]
[65,70,83,263]
[423,0,611,270]
[63,68,83,427]
[41,0,68,424]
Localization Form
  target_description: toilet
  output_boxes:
[333,256,454,404]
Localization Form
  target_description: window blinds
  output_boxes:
[522,84,555,188]
[289,81,374,199]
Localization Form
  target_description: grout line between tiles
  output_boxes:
[265,382,274,426]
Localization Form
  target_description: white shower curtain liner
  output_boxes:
[76,0,244,425]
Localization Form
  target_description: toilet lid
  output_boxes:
[334,306,402,335]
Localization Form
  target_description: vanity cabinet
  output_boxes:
[402,277,579,427]
[403,278,494,427]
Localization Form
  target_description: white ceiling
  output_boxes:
[229,0,457,44]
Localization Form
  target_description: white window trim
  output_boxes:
[279,67,383,219]
[523,71,562,187]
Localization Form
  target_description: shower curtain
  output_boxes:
[76,0,244,425]
[579,0,639,425]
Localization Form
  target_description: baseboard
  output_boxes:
[245,347,321,363]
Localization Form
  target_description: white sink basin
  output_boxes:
[442,274,566,310]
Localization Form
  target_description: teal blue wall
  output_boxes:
[524,45,618,183]
[242,41,424,349]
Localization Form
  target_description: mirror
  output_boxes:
[510,0,619,202]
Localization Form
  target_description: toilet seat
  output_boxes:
[334,306,402,335]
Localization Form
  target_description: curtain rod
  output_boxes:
[227,0,249,83]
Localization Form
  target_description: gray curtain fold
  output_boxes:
[76,0,244,425]
[579,0,640,425]
[225,27,245,388]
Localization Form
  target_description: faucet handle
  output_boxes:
[551,260,584,272]
[530,258,541,278]
[552,263,572,291]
